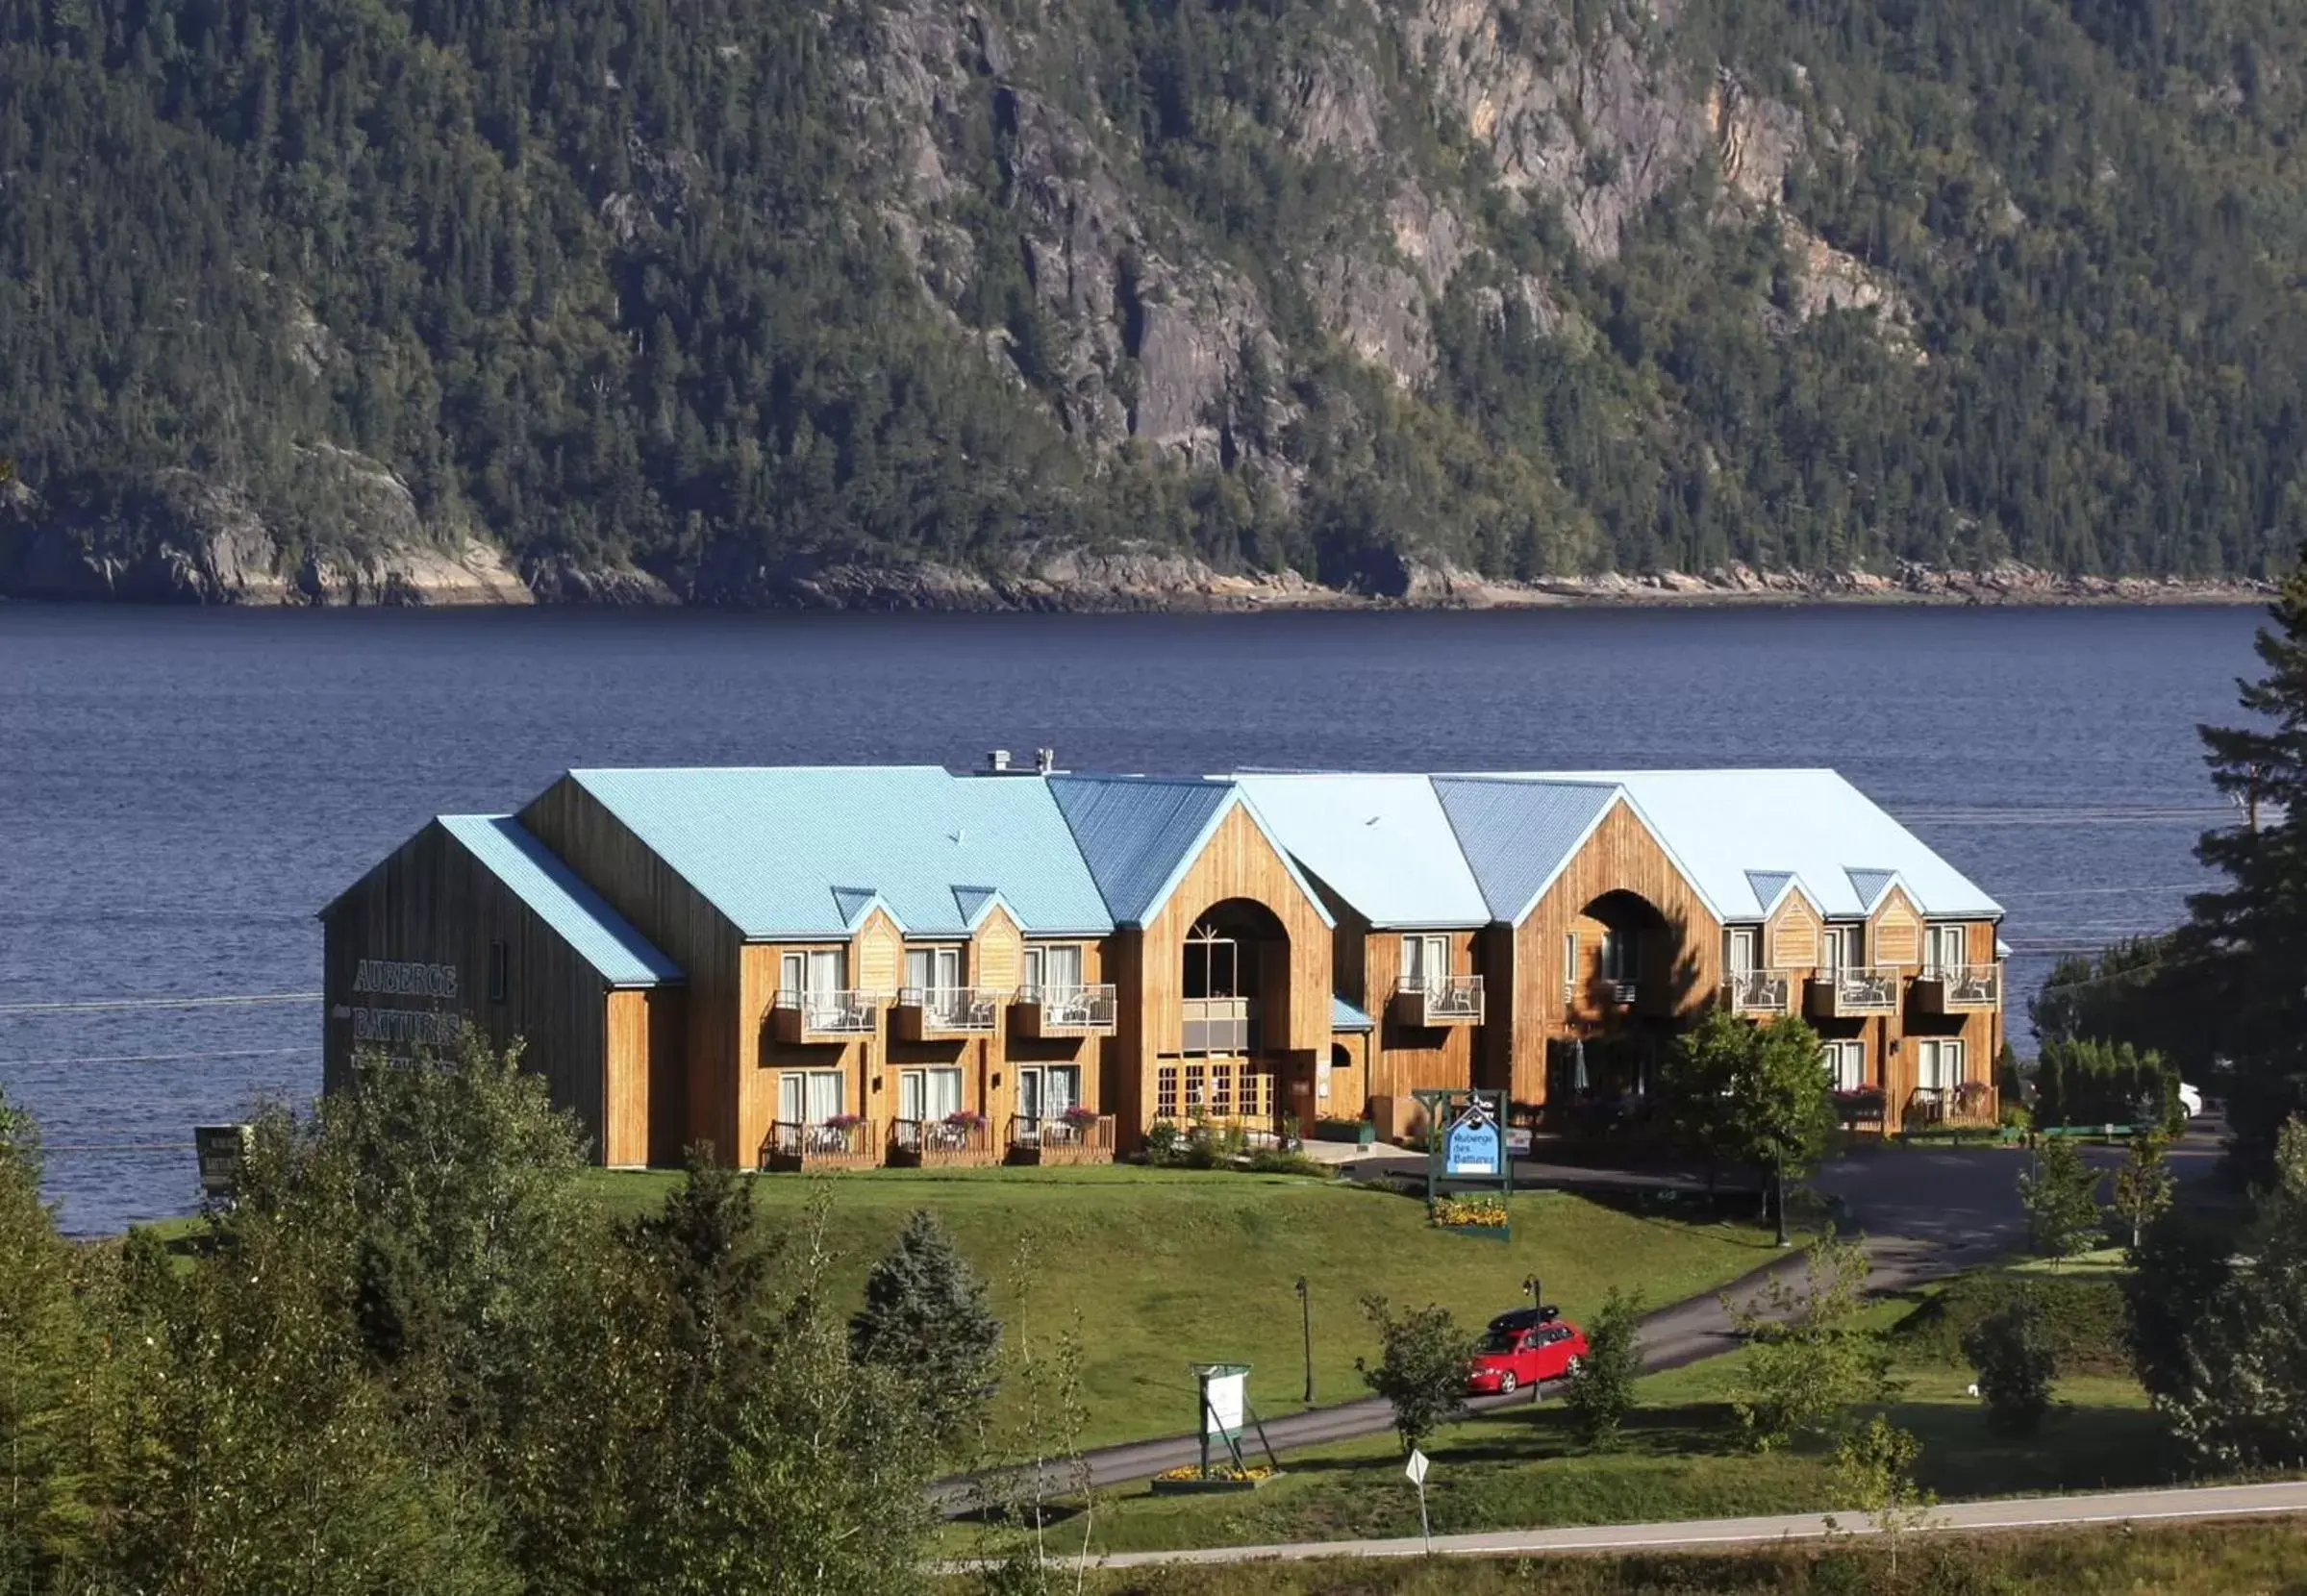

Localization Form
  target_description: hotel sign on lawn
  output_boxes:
[1444,1102,1502,1177]
[1417,1087,1513,1238]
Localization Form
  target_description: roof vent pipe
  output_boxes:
[1036,748,1057,774]
[987,749,1012,773]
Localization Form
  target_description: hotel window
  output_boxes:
[1722,927,1759,976]
[1820,925,1863,974]
[780,947,846,995]
[1155,1063,1180,1121]
[905,945,964,993]
[1917,1038,1966,1093]
[898,1067,964,1123]
[1184,924,1241,999]
[1825,1040,1866,1091]
[1600,930,1640,985]
[1402,935,1448,991]
[1183,1062,1209,1116]
[776,1069,845,1125]
[1023,943,1084,995]
[1924,924,1967,977]
[1211,1060,1236,1117]
[1018,1064,1080,1123]
[1563,931,1579,998]
[488,939,508,1004]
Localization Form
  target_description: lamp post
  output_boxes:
[1294,1276,1314,1405]
[1522,1273,1543,1311]
[1772,1162,1790,1248]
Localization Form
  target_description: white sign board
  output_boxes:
[1404,1447,1429,1486]
[1201,1369,1246,1438]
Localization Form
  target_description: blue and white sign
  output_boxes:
[1444,1110,1502,1177]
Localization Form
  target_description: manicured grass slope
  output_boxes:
[580,1167,1788,1450]
[1008,1282,2180,1553]
[1044,1519,2307,1595]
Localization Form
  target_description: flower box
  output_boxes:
[1314,1118,1376,1146]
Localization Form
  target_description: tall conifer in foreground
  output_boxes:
[851,1208,1004,1450]
[2188,558,2307,1173]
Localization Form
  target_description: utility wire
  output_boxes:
[0,1045,316,1068]
[0,991,322,1016]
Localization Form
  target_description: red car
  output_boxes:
[1467,1307,1588,1396]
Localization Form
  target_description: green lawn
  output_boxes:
[968,1278,2187,1555]
[579,1166,1795,1450]
[1011,1519,2307,1596]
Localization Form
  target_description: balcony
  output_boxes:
[1564,978,1643,1010]
[763,1117,881,1171]
[769,988,884,1044]
[1006,1111,1116,1167]
[1804,967,1901,1018]
[887,1114,998,1167]
[1910,963,2001,1014]
[1182,997,1254,1055]
[1009,983,1117,1039]
[890,986,1002,1041]
[1722,968,1793,1014]
[1392,973,1484,1027]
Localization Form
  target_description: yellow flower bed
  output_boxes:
[1431,1196,1509,1228]
[1154,1463,1274,1484]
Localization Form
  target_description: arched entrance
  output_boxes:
[1166,898,1291,1133]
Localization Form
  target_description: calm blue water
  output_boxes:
[0,604,2264,1233]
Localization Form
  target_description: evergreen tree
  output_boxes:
[849,1209,1003,1451]
[2184,561,2307,1175]
[0,1087,98,1590]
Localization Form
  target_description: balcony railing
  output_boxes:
[1563,978,1642,1009]
[1804,966,1900,1017]
[769,988,884,1043]
[1006,1111,1116,1165]
[763,1117,881,1170]
[888,1115,997,1166]
[1722,967,1793,1013]
[1182,997,1254,1055]
[1392,974,1484,1026]
[1009,983,1117,1038]
[891,985,1002,1040]
[1913,963,2001,1013]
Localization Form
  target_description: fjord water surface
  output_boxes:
[0,603,2262,1233]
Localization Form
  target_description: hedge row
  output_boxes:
[1892,1272,2133,1377]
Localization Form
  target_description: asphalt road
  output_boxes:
[942,1126,2224,1511]
[1041,1480,2307,1568]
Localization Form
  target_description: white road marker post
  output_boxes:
[1405,1447,1431,1553]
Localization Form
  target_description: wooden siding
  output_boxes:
[1768,892,1820,969]
[1872,888,1922,967]
[321,820,625,1161]
[605,986,688,1167]
[1505,801,1722,1108]
[1118,803,1334,1135]
[1365,927,1484,1101]
[521,776,742,1162]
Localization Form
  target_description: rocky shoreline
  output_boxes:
[0,504,2271,611]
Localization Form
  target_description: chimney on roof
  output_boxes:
[986,749,1012,773]
[1035,747,1057,774]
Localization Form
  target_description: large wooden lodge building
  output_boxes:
[322,761,2008,1168]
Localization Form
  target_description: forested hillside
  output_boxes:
[4,0,2307,603]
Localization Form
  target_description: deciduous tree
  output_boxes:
[1725,1233,1893,1451]
[1963,1289,2058,1436]
[2019,1136,2104,1264]
[1666,1010,1837,1238]
[1357,1298,1472,1457]
[1565,1288,1644,1450]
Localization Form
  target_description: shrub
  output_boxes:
[1141,1122,1183,1164]
[1894,1273,2130,1376]
[1962,1289,2058,1435]
[1565,1287,1644,1449]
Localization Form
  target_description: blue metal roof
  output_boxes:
[566,768,1115,939]
[439,815,683,987]
[1046,775,1238,927]
[1433,778,1621,923]
[1844,867,1900,910]
[1330,994,1376,1032]
[1745,870,1798,913]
